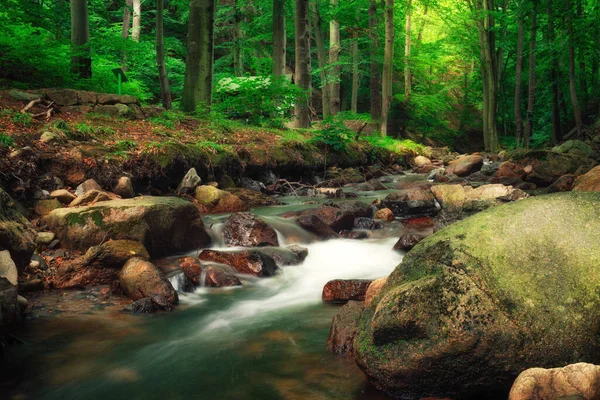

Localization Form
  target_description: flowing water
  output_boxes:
[2,194,413,400]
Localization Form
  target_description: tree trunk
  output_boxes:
[273,0,286,77]
[328,0,341,115]
[156,0,171,109]
[351,37,359,114]
[380,0,394,136]
[310,0,331,118]
[369,0,382,122]
[132,0,141,42]
[294,0,311,128]
[567,0,583,134]
[182,0,215,112]
[70,0,92,79]
[514,8,524,146]
[577,0,587,107]
[547,1,561,144]
[404,0,412,102]
[122,0,132,39]
[524,0,537,147]
[233,0,244,77]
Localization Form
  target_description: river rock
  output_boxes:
[382,188,438,217]
[0,277,19,326]
[364,278,387,306]
[120,258,177,304]
[509,363,600,400]
[42,196,211,257]
[75,179,102,196]
[393,234,423,252]
[34,199,62,216]
[128,294,173,313]
[354,218,382,230]
[225,188,280,208]
[113,177,134,199]
[36,232,55,245]
[295,215,339,240]
[495,161,525,180]
[338,201,372,218]
[354,192,600,399]
[327,301,365,355]
[69,189,119,207]
[374,208,394,221]
[195,185,247,213]
[413,156,434,174]
[0,187,36,271]
[223,212,279,247]
[297,206,355,232]
[322,279,373,304]
[546,174,577,193]
[254,246,308,267]
[238,177,265,193]
[446,154,484,177]
[177,168,202,195]
[50,189,76,205]
[0,251,18,286]
[198,250,278,277]
[553,140,593,157]
[573,165,600,192]
[430,184,466,211]
[356,180,388,192]
[177,256,242,287]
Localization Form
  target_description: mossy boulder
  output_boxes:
[195,185,247,213]
[42,196,211,257]
[0,187,36,271]
[354,192,600,399]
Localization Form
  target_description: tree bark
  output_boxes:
[328,0,341,115]
[380,0,394,136]
[404,0,412,102]
[514,7,524,145]
[132,0,141,42]
[294,0,311,128]
[70,0,92,79]
[351,37,359,114]
[122,0,132,39]
[567,0,583,134]
[310,0,331,118]
[273,0,286,77]
[524,0,537,147]
[233,0,244,77]
[156,0,171,109]
[547,1,561,144]
[369,0,382,122]
[182,0,215,112]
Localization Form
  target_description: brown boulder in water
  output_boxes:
[178,256,241,287]
[322,279,373,304]
[446,154,484,177]
[119,258,178,305]
[223,212,279,247]
[198,250,278,277]
[327,301,365,355]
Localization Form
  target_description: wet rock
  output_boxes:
[413,156,434,174]
[374,208,394,221]
[177,256,242,288]
[195,185,247,213]
[120,258,178,304]
[401,216,435,229]
[393,234,424,252]
[177,168,202,195]
[0,277,19,326]
[432,184,527,211]
[0,251,18,286]
[43,197,211,257]
[18,279,44,293]
[128,294,173,313]
[430,184,466,211]
[50,189,76,204]
[322,279,373,304]
[223,212,279,247]
[255,246,308,267]
[339,230,369,240]
[75,179,102,196]
[337,201,372,218]
[382,188,438,217]
[17,295,28,314]
[34,198,62,216]
[295,215,339,240]
[198,250,278,277]
[355,180,388,191]
[355,193,600,399]
[573,166,600,192]
[495,162,525,180]
[225,188,281,208]
[354,218,382,230]
[165,270,195,292]
[365,278,387,306]
[446,154,484,177]
[509,363,600,400]
[69,189,119,207]
[238,177,266,193]
[286,244,309,261]
[0,187,36,271]
[327,301,365,355]
[113,177,134,199]
[297,206,355,232]
[546,174,577,193]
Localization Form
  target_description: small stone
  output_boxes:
[50,189,75,204]
[113,177,134,199]
[48,239,60,250]
[37,232,56,245]
[39,131,66,144]
[34,199,62,216]
[374,208,394,221]
[177,168,202,194]
[17,295,29,313]
[29,260,40,269]
[75,179,102,196]
[0,251,18,286]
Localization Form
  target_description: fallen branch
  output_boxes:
[20,98,42,114]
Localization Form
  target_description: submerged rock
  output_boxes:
[354,192,600,399]
[223,212,279,247]
[327,301,365,355]
[119,258,178,305]
[42,196,211,257]
[322,279,372,304]
[0,187,36,271]
[198,250,278,277]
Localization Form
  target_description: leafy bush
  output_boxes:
[0,132,15,147]
[310,117,353,152]
[11,112,32,127]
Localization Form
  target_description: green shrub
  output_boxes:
[0,132,15,147]
[310,117,353,152]
[113,139,138,151]
[11,112,32,127]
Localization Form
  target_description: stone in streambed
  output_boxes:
[322,279,373,304]
[195,185,247,213]
[393,234,424,252]
[177,168,202,195]
[177,256,241,287]
[374,208,394,221]
[445,154,484,177]
[127,294,173,313]
[198,250,278,278]
[0,251,18,286]
[294,206,356,232]
[327,301,365,355]
[50,189,76,204]
[223,212,279,247]
[573,165,600,192]
[295,215,339,240]
[119,258,178,305]
[364,278,387,306]
[0,187,36,271]
[354,192,600,399]
[34,199,62,216]
[254,246,308,267]
[382,188,438,217]
[354,218,382,230]
[0,277,19,326]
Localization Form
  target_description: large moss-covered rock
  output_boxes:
[354,192,600,399]
[42,197,211,257]
[0,187,36,271]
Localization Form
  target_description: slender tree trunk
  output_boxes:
[156,0,171,109]
[380,0,394,136]
[132,0,141,42]
[351,37,359,113]
[514,8,524,145]
[70,0,92,79]
[547,1,561,144]
[182,0,215,112]
[416,5,428,42]
[577,0,587,107]
[122,0,132,39]
[273,0,286,77]
[294,0,311,128]
[233,0,244,77]
[404,0,412,102]
[310,0,331,118]
[524,0,537,147]
[369,0,382,122]
[328,0,341,115]
[567,0,583,134]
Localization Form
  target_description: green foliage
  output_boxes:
[310,117,353,152]
[363,136,430,156]
[0,132,15,147]
[11,112,33,127]
[148,110,186,129]
[113,140,138,152]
